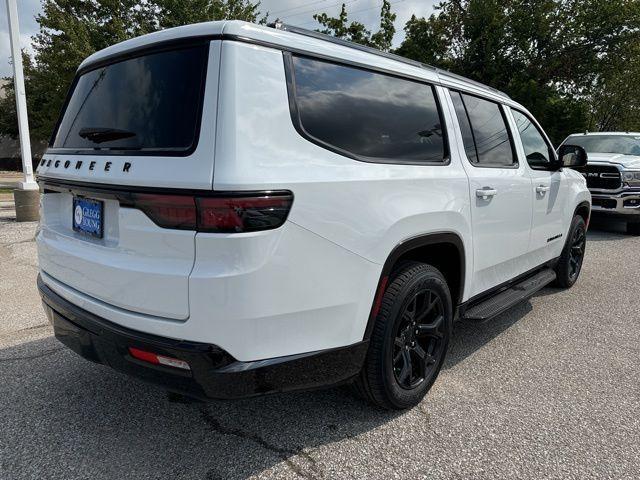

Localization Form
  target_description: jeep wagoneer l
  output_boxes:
[36,21,591,409]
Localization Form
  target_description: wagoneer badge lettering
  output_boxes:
[38,158,132,173]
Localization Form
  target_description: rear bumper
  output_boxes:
[38,275,368,400]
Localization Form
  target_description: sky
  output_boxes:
[0,0,439,78]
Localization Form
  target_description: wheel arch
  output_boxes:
[574,201,591,227]
[364,232,466,340]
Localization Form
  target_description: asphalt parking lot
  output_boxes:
[1,209,638,480]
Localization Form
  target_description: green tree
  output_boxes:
[395,12,459,68]
[314,0,396,51]
[580,2,640,131]
[369,0,396,52]
[0,76,18,138]
[156,0,265,28]
[395,0,640,143]
[0,0,263,143]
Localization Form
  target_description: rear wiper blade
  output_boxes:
[90,146,143,152]
[78,127,137,144]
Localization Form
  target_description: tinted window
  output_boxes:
[452,92,515,166]
[450,91,478,163]
[564,134,640,156]
[52,44,209,153]
[512,110,553,168]
[291,56,446,163]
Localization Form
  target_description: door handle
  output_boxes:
[476,187,498,199]
[536,185,551,194]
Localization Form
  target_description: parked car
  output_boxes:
[35,21,591,410]
[560,132,640,234]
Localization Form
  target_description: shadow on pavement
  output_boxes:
[446,301,533,370]
[0,336,397,479]
[586,218,632,240]
[0,296,537,479]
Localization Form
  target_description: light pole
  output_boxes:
[5,0,39,221]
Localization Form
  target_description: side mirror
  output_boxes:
[556,144,588,168]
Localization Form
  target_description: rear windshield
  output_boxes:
[566,135,640,156]
[51,43,209,154]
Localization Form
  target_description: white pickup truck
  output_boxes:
[35,21,591,409]
[561,132,640,234]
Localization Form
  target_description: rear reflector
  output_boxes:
[371,276,389,317]
[128,347,191,370]
[125,191,293,233]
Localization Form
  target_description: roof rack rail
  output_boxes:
[437,71,510,99]
[267,21,510,100]
[268,21,436,72]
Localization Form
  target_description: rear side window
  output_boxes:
[51,43,209,155]
[511,109,554,169]
[450,92,478,163]
[289,56,447,164]
[451,91,515,167]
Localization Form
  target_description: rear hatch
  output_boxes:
[37,37,221,320]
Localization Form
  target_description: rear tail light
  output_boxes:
[125,191,293,233]
[132,194,197,230]
[196,195,293,232]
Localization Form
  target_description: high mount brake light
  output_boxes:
[127,191,293,233]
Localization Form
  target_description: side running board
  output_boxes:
[462,269,557,321]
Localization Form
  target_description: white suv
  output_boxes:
[36,21,591,409]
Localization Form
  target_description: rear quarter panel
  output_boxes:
[214,41,473,300]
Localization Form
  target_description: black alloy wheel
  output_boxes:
[392,289,445,389]
[568,223,586,282]
[554,215,587,288]
[355,262,452,410]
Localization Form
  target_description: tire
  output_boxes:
[355,262,452,410]
[554,215,587,288]
[627,222,640,235]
